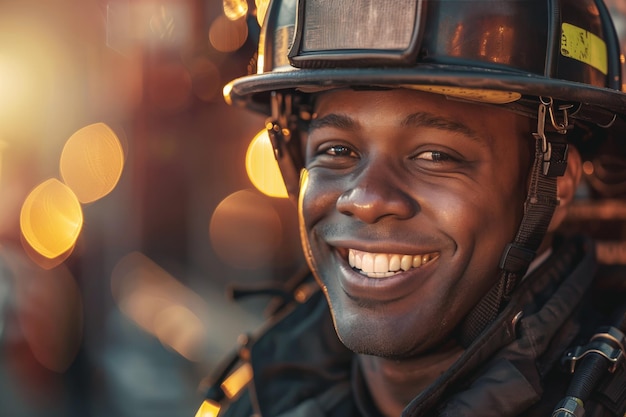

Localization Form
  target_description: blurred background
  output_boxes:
[0,1,625,417]
[0,1,304,416]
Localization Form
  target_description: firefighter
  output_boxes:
[200,1,626,416]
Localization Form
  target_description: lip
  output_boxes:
[332,247,440,303]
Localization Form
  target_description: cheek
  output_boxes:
[493,160,529,229]
[427,171,526,256]
[298,169,321,278]
[298,169,338,261]
[298,169,345,290]
[468,171,528,257]
[299,168,342,228]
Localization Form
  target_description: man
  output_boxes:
[199,0,626,416]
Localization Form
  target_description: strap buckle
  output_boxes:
[563,326,626,374]
[532,99,570,177]
[499,243,535,274]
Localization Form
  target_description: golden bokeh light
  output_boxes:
[245,129,288,198]
[583,160,595,176]
[153,305,207,361]
[209,190,282,269]
[60,123,125,204]
[223,0,249,21]
[209,15,248,53]
[20,178,83,259]
[20,232,72,270]
[195,400,221,417]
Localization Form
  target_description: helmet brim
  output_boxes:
[225,64,626,124]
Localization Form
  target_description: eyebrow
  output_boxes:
[308,113,356,131]
[308,111,484,143]
[402,112,483,142]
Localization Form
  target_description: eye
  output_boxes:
[324,144,358,158]
[414,150,457,162]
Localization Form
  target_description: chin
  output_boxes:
[336,327,419,359]
[331,308,438,359]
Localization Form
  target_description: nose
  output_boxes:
[336,165,418,223]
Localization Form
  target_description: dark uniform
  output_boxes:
[217,237,626,416]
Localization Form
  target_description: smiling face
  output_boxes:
[299,88,534,358]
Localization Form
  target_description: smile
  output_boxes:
[348,249,440,278]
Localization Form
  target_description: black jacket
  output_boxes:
[218,236,626,417]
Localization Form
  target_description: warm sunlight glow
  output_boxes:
[245,129,288,198]
[0,17,79,138]
[223,0,248,21]
[60,123,125,204]
[20,178,83,259]
[195,400,221,417]
[0,55,27,118]
[0,139,6,186]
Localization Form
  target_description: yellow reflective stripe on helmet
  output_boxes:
[402,85,521,104]
[561,22,608,75]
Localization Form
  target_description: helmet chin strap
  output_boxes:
[458,98,571,347]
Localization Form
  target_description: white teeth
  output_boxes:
[389,254,400,271]
[401,255,412,271]
[355,252,362,269]
[374,254,388,273]
[347,249,438,278]
[366,271,397,278]
[362,253,374,272]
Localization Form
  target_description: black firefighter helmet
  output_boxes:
[225,0,625,117]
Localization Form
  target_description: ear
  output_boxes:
[548,146,582,232]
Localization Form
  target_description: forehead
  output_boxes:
[311,88,531,141]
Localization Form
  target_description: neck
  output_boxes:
[358,342,464,417]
